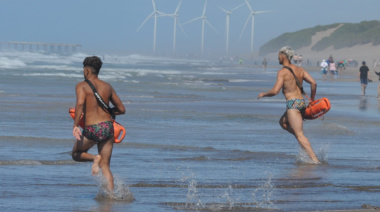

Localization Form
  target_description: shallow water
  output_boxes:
[0,52,380,211]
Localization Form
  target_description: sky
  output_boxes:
[0,0,379,58]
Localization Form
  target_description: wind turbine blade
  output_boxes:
[231,2,246,12]
[254,10,275,14]
[152,0,156,11]
[177,19,187,37]
[202,0,207,16]
[245,0,253,12]
[205,20,219,35]
[220,6,229,13]
[175,0,182,14]
[158,11,170,17]
[183,17,202,25]
[239,14,251,40]
[137,12,155,32]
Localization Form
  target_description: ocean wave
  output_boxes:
[317,123,355,135]
[0,57,26,69]
[122,142,214,152]
[0,135,71,142]
[21,73,82,78]
[0,159,76,166]
[0,51,212,71]
[165,202,278,212]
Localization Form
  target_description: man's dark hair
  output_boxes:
[83,56,102,75]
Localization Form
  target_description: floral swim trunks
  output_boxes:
[82,121,114,143]
[286,98,306,111]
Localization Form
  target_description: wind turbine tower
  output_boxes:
[183,0,219,57]
[220,2,245,57]
[240,0,273,52]
[137,0,168,54]
[165,0,186,56]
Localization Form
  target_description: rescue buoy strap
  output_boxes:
[284,66,305,95]
[84,79,116,120]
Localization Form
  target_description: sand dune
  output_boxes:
[265,24,380,64]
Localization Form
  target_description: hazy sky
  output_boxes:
[1,0,379,57]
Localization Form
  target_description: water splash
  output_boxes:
[177,165,205,210]
[220,185,237,210]
[94,174,135,202]
[185,178,205,210]
[296,144,329,165]
[252,173,276,210]
[176,164,277,211]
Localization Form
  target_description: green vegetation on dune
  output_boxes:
[259,23,340,56]
[259,20,380,56]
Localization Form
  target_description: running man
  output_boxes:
[72,56,125,192]
[257,46,320,163]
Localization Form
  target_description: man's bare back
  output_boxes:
[76,79,115,126]
[280,64,307,101]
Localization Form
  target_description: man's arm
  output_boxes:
[367,68,372,82]
[73,83,85,140]
[110,86,125,115]
[257,70,284,99]
[303,70,317,101]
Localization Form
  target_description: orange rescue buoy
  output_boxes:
[304,98,331,120]
[69,107,126,143]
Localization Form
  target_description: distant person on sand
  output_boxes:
[374,70,380,98]
[298,55,303,67]
[338,60,348,75]
[257,46,320,163]
[72,56,126,192]
[358,61,372,96]
[320,59,328,81]
[293,54,298,66]
[328,60,337,80]
[262,58,268,71]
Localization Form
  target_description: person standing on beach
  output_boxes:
[262,58,268,71]
[298,55,303,67]
[72,56,126,192]
[359,61,372,96]
[257,46,320,163]
[328,60,337,80]
[293,54,298,66]
[320,59,328,81]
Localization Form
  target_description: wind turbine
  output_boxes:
[137,0,168,54]
[220,2,245,56]
[183,0,219,57]
[240,0,273,52]
[163,0,186,56]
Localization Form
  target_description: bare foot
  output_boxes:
[92,155,101,176]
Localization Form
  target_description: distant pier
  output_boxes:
[1,41,82,54]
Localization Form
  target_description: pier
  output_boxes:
[1,41,82,54]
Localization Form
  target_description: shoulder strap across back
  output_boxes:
[284,66,305,95]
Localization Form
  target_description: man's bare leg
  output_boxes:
[72,136,101,175]
[361,84,366,96]
[92,155,101,176]
[72,136,96,161]
[97,138,114,192]
[280,110,320,163]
